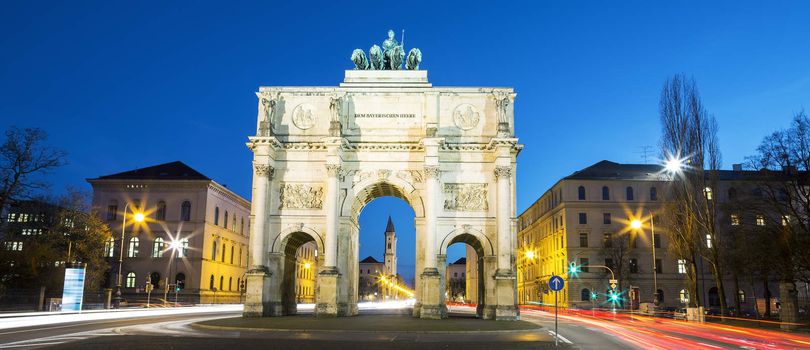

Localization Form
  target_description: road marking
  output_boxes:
[547,330,573,344]
[697,342,723,349]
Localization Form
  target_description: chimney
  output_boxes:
[732,164,742,172]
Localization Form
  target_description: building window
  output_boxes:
[107,203,118,221]
[104,237,115,257]
[655,259,662,273]
[150,272,161,289]
[176,273,185,290]
[728,187,737,199]
[578,213,587,225]
[221,243,226,262]
[214,207,220,225]
[626,187,634,201]
[782,215,791,226]
[211,241,218,260]
[181,201,191,221]
[126,272,136,288]
[156,201,166,221]
[738,289,746,303]
[578,186,586,200]
[240,218,244,235]
[128,237,139,257]
[219,276,224,290]
[706,234,713,248]
[731,214,740,226]
[177,238,189,258]
[653,234,661,248]
[629,258,638,273]
[230,246,234,264]
[580,258,589,272]
[756,215,765,226]
[704,187,713,200]
[229,277,233,291]
[152,237,165,258]
[629,233,637,249]
[602,186,610,200]
[677,259,687,274]
[650,187,658,201]
[680,289,689,304]
[579,233,588,247]
[581,288,591,302]
[603,213,611,225]
[604,258,614,269]
[224,211,229,229]
[209,275,215,290]
[239,247,243,267]
[4,241,23,251]
[603,233,612,247]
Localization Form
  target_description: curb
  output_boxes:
[191,322,543,335]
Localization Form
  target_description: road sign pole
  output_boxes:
[555,290,558,347]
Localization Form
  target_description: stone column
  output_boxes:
[419,165,445,319]
[317,162,341,317]
[495,166,512,273]
[324,163,341,269]
[244,163,273,317]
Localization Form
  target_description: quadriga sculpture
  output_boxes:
[369,45,383,70]
[351,49,369,70]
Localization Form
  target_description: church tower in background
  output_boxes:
[384,216,397,278]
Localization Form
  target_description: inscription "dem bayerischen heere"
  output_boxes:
[355,113,416,118]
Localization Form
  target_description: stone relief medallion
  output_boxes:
[279,183,323,209]
[443,183,488,211]
[292,103,316,130]
[453,104,480,130]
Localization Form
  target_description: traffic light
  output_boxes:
[609,291,620,303]
[240,280,246,291]
[591,292,598,301]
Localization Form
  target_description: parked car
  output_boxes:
[673,307,688,320]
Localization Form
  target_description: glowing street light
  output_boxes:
[525,250,535,259]
[568,261,580,276]
[630,219,642,230]
[664,157,684,173]
[114,203,145,308]
[133,212,145,223]
[304,262,311,269]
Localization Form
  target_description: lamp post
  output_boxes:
[630,215,658,305]
[114,203,144,308]
[168,238,184,307]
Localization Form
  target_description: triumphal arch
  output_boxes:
[244,34,521,320]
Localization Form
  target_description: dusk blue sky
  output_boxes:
[2,1,809,283]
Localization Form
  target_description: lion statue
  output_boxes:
[369,45,383,70]
[406,48,422,70]
[385,45,404,70]
[351,49,369,70]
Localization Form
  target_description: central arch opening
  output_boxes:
[445,233,487,318]
[351,181,420,312]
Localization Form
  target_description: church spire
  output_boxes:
[385,215,396,233]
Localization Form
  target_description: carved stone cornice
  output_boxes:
[424,166,441,180]
[325,164,342,177]
[254,164,274,179]
[494,166,512,179]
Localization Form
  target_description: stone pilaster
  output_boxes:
[494,166,513,275]
[318,162,342,317]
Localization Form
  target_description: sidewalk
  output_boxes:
[195,313,541,333]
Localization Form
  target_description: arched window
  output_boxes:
[209,275,215,290]
[127,237,139,257]
[221,243,226,262]
[626,187,634,201]
[240,218,244,235]
[239,247,243,267]
[602,186,610,200]
[229,277,233,291]
[650,187,658,201]
[219,276,224,290]
[126,272,136,288]
[738,289,745,303]
[578,186,586,200]
[656,289,664,303]
[224,211,229,229]
[152,237,165,258]
[214,207,220,225]
[180,201,191,221]
[211,240,218,260]
[581,288,591,302]
[704,187,713,200]
[728,187,737,199]
[230,246,234,264]
[156,201,166,221]
[679,289,689,304]
[104,237,115,257]
[175,273,186,290]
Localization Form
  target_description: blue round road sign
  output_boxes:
[548,275,565,292]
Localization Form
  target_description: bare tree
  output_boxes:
[0,127,66,212]
[746,111,810,329]
[600,233,633,306]
[659,74,728,313]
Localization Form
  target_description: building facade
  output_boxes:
[88,161,250,304]
[445,257,466,302]
[358,256,383,301]
[295,241,317,303]
[518,161,776,310]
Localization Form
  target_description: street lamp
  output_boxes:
[629,213,659,305]
[114,202,144,308]
[168,238,183,307]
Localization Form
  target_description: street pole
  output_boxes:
[114,202,130,308]
[555,290,558,347]
[650,211,658,305]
